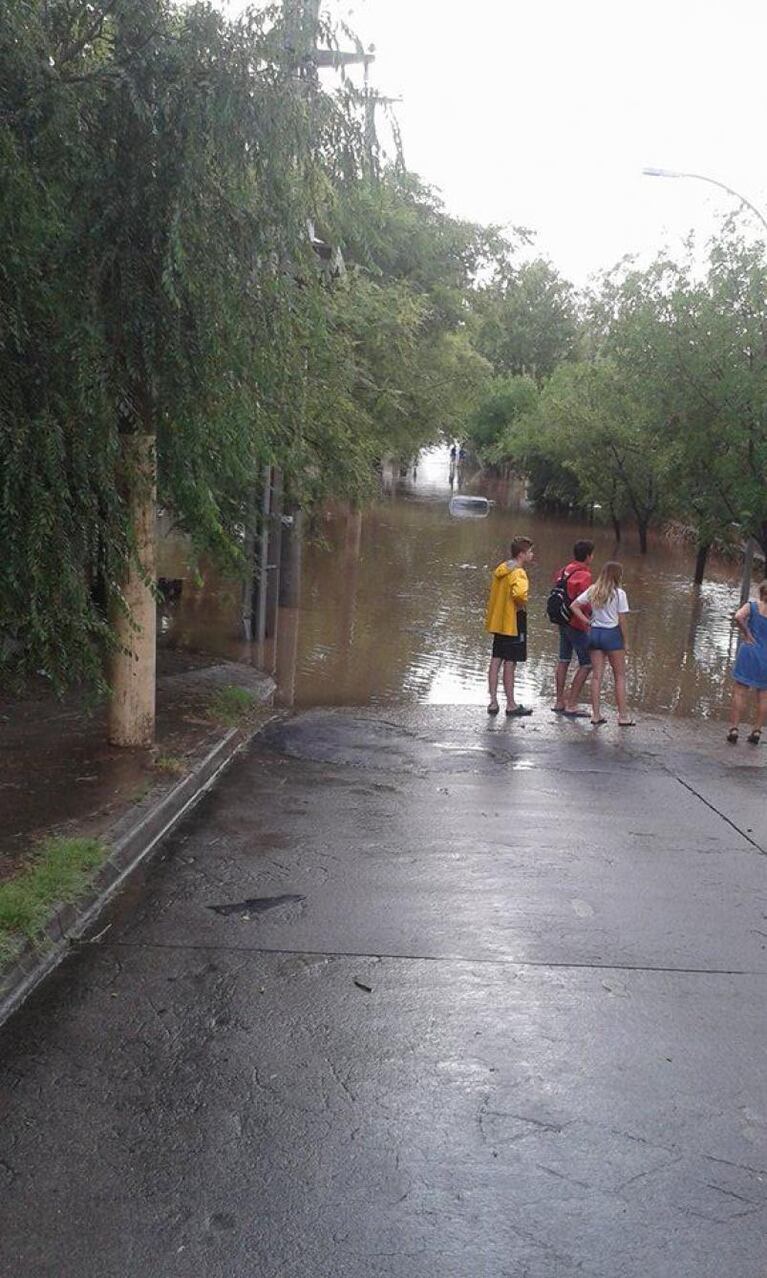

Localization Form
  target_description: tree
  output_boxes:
[0,3,514,724]
[467,376,539,462]
[591,231,767,570]
[0,1,360,725]
[529,361,671,552]
[674,229,767,561]
[475,259,580,383]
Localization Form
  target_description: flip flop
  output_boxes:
[747,729,762,745]
[618,720,637,727]
[506,705,533,717]
[591,718,607,726]
[551,707,567,714]
[563,709,590,718]
[487,703,500,716]
[726,728,739,744]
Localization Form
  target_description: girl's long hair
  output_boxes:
[589,561,623,609]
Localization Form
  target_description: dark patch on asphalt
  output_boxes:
[207,894,304,918]
[209,1212,236,1231]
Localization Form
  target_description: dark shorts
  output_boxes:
[589,625,624,653]
[491,612,527,663]
[558,624,591,668]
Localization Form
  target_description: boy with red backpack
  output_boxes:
[549,539,595,716]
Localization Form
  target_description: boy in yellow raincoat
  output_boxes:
[485,536,534,716]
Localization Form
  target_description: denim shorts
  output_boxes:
[558,624,592,668]
[589,625,624,653]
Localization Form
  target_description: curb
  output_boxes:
[0,719,275,1030]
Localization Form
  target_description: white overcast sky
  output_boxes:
[226,0,767,285]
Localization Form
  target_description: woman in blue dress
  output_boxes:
[727,580,767,744]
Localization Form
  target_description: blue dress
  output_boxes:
[733,601,767,689]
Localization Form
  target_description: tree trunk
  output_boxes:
[637,519,649,555]
[740,537,756,606]
[693,542,710,586]
[108,434,156,747]
[611,513,621,543]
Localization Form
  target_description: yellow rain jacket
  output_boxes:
[485,562,529,636]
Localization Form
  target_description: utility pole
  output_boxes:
[246,3,383,681]
[364,87,403,178]
[283,0,321,62]
[245,0,375,660]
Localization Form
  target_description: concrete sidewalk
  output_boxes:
[1,707,766,1277]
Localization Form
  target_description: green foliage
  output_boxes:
[468,375,539,459]
[472,226,767,560]
[329,170,516,328]
[0,5,520,693]
[665,231,767,554]
[1,0,322,688]
[320,170,506,463]
[208,684,258,727]
[476,259,580,383]
[153,754,186,777]
[534,360,671,547]
[584,231,767,553]
[0,836,106,960]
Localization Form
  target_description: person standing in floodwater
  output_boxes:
[551,538,595,717]
[485,536,535,717]
[727,579,767,745]
[570,561,635,727]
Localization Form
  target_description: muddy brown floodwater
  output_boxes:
[158,447,752,721]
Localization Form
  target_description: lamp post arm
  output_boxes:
[680,172,767,236]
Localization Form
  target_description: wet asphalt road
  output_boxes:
[1,707,767,1277]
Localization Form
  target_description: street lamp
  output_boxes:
[643,165,766,602]
[642,166,767,235]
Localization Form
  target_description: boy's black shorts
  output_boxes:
[491,612,527,663]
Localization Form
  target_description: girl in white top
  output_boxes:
[570,561,634,727]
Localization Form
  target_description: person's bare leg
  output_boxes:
[553,660,568,710]
[503,660,516,709]
[566,662,591,711]
[752,689,767,734]
[729,682,747,730]
[488,656,501,708]
[611,651,630,721]
[590,650,605,721]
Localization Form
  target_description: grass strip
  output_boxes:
[0,836,106,964]
[208,684,258,727]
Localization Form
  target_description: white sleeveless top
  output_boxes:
[574,586,629,629]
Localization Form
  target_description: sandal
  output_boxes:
[487,702,500,716]
[506,704,533,717]
[591,717,607,726]
[726,727,739,744]
[618,720,637,727]
[747,729,762,745]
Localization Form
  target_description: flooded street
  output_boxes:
[7,454,767,1278]
[159,447,746,720]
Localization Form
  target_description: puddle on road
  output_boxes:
[208,894,304,919]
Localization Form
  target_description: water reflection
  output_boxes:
[158,447,745,720]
